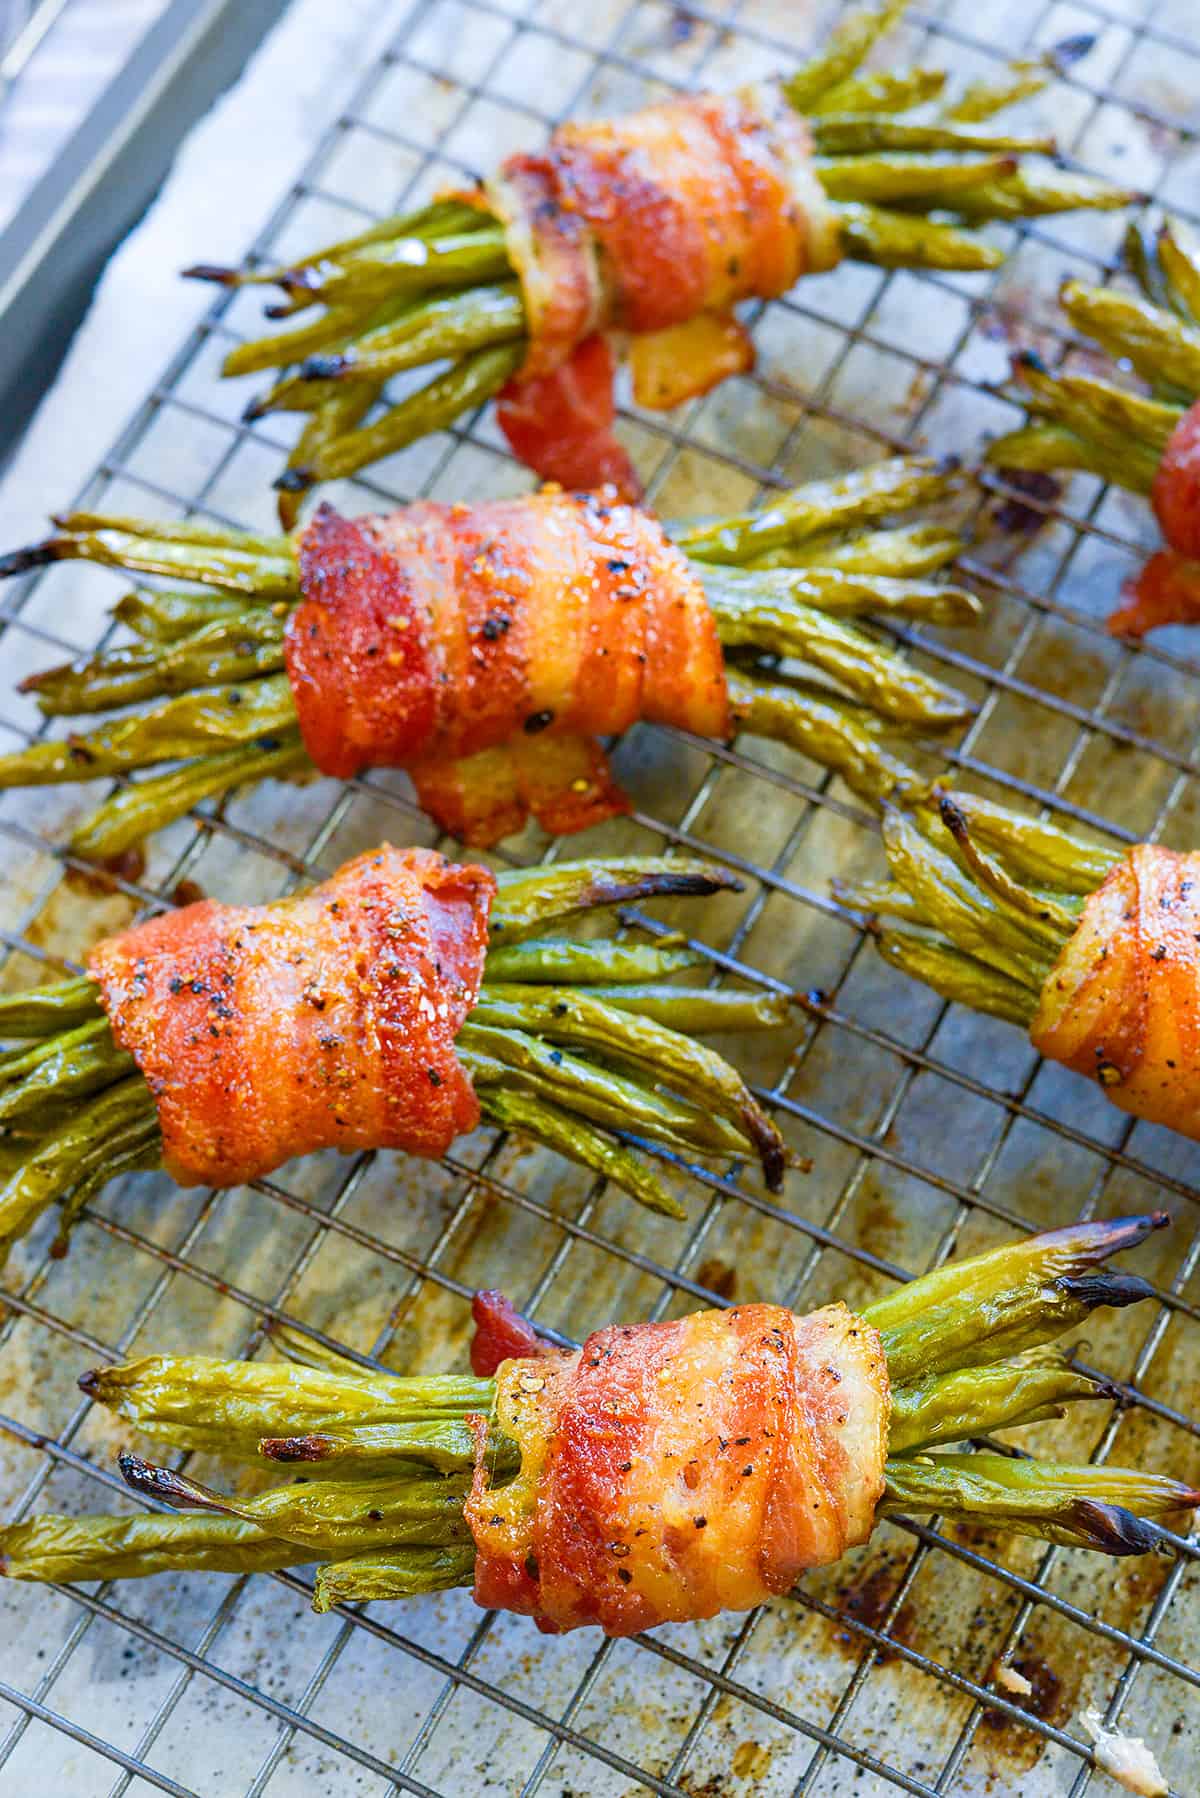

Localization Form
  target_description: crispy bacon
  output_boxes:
[1031,844,1200,1137]
[494,336,642,501]
[479,83,838,487]
[1152,399,1200,560]
[465,1303,889,1636]
[89,846,494,1188]
[470,1290,555,1376]
[285,488,730,845]
[1108,549,1200,637]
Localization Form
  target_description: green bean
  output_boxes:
[259,1418,487,1475]
[26,616,286,717]
[703,563,979,627]
[817,152,1020,206]
[834,202,1003,272]
[119,1455,472,1556]
[275,378,383,530]
[0,1018,134,1123]
[864,1212,1165,1383]
[831,873,934,927]
[0,676,296,787]
[491,857,738,940]
[880,808,1055,990]
[56,512,293,556]
[985,419,1159,493]
[0,975,101,1038]
[0,523,297,597]
[0,1511,301,1582]
[935,795,1077,946]
[945,52,1058,123]
[460,1023,746,1159]
[1060,278,1200,399]
[0,1076,159,1258]
[483,938,707,985]
[288,229,511,311]
[115,587,274,644]
[294,342,523,487]
[223,300,396,380]
[469,987,785,1185]
[1157,219,1200,327]
[746,524,962,579]
[478,1084,686,1218]
[566,983,789,1034]
[674,459,958,565]
[312,1545,476,1610]
[941,168,1137,223]
[889,1349,1102,1453]
[185,200,482,290]
[81,1354,491,1458]
[810,67,947,119]
[933,791,1119,895]
[303,282,526,383]
[783,0,908,112]
[814,118,1054,157]
[728,671,931,809]
[713,591,971,729]
[1014,355,1179,464]
[875,931,1039,1028]
[69,734,310,862]
[881,1454,1198,1552]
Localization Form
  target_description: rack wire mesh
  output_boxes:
[0,0,1198,1791]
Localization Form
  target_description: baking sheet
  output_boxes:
[0,0,1198,1793]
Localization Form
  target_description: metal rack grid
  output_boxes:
[0,0,1198,1792]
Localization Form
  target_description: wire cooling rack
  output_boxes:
[1,0,1199,1792]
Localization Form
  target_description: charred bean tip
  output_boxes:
[302,354,349,380]
[0,542,61,579]
[1067,1499,1166,1556]
[1049,33,1096,69]
[181,263,242,285]
[259,1434,332,1462]
[118,1451,198,1505]
[76,1369,101,1397]
[242,395,270,424]
[275,468,315,494]
[1057,1270,1156,1311]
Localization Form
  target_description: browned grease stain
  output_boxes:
[695,1257,738,1301]
[63,844,146,898]
[981,1654,1063,1764]
[828,1550,914,1664]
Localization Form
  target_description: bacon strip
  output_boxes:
[89,846,494,1188]
[285,489,730,845]
[466,1303,890,1636]
[487,85,838,386]
[1108,549,1200,638]
[1031,844,1200,1137]
[480,83,840,487]
[1152,398,1200,561]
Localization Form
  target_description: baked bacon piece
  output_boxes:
[89,845,494,1188]
[465,1302,889,1636]
[287,487,730,844]
[1031,843,1200,1137]
[480,85,837,490]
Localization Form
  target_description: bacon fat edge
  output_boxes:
[285,489,730,845]
[465,1303,890,1636]
[1032,843,1200,1137]
[89,845,494,1188]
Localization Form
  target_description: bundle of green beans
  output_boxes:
[0,458,977,865]
[987,218,1200,495]
[833,788,1116,1027]
[3,1216,1192,1605]
[181,0,1129,519]
[0,856,797,1261]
